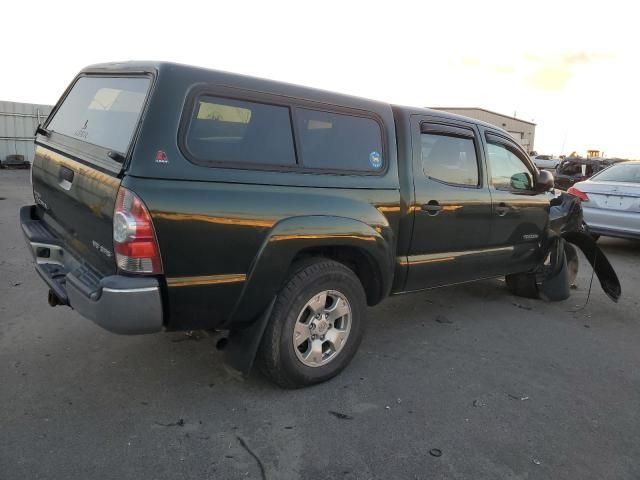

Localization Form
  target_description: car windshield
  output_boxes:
[591,163,640,183]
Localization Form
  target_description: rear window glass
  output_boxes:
[421,134,479,186]
[592,163,640,183]
[295,109,384,172]
[185,96,296,166]
[47,76,151,153]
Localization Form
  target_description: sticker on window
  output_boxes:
[369,151,382,169]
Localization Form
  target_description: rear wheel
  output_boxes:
[258,259,366,388]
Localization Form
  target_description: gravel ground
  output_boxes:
[1,169,639,479]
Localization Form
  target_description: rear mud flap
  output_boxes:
[223,297,276,377]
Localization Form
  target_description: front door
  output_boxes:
[482,130,551,275]
[405,118,495,291]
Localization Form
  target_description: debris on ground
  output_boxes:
[508,394,530,401]
[473,399,487,408]
[237,436,267,480]
[532,458,541,465]
[171,330,209,343]
[512,303,532,311]
[435,315,453,324]
[155,418,185,427]
[328,411,353,420]
[429,448,442,457]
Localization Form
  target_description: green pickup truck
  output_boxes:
[20,62,620,387]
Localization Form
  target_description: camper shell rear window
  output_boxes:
[47,75,152,154]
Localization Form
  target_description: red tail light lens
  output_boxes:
[567,186,589,202]
[113,187,162,274]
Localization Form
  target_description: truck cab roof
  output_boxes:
[80,61,511,138]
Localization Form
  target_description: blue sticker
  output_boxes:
[369,151,382,169]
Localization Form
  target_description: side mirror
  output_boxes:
[535,169,554,192]
[510,172,532,191]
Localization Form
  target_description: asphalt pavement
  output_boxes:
[1,169,639,479]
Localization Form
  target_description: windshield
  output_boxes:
[591,163,640,183]
[47,76,151,153]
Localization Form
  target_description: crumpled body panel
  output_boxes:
[511,192,621,302]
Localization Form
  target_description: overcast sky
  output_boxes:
[2,0,637,158]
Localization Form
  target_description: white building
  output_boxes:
[433,107,536,154]
[1,101,53,164]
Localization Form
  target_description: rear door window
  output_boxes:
[421,133,479,186]
[184,96,296,167]
[294,109,384,172]
[47,76,151,154]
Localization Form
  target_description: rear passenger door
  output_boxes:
[483,131,550,274]
[405,119,494,291]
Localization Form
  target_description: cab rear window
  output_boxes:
[47,76,151,153]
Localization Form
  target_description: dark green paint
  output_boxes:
[30,61,562,332]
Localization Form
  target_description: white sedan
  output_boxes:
[569,161,640,240]
[532,155,560,170]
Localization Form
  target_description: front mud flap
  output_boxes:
[563,231,621,302]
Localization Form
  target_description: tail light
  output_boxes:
[113,187,162,274]
[567,186,589,202]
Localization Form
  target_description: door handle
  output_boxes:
[422,201,442,216]
[58,166,75,191]
[495,202,509,216]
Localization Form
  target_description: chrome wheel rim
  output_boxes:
[292,289,352,368]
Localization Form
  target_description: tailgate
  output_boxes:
[31,75,152,276]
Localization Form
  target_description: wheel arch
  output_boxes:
[227,215,395,327]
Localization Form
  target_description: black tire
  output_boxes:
[505,272,539,299]
[257,259,366,388]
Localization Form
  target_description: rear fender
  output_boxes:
[227,215,394,327]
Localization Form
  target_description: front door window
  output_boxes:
[486,142,533,191]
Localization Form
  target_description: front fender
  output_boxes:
[227,215,395,326]
[543,192,621,302]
